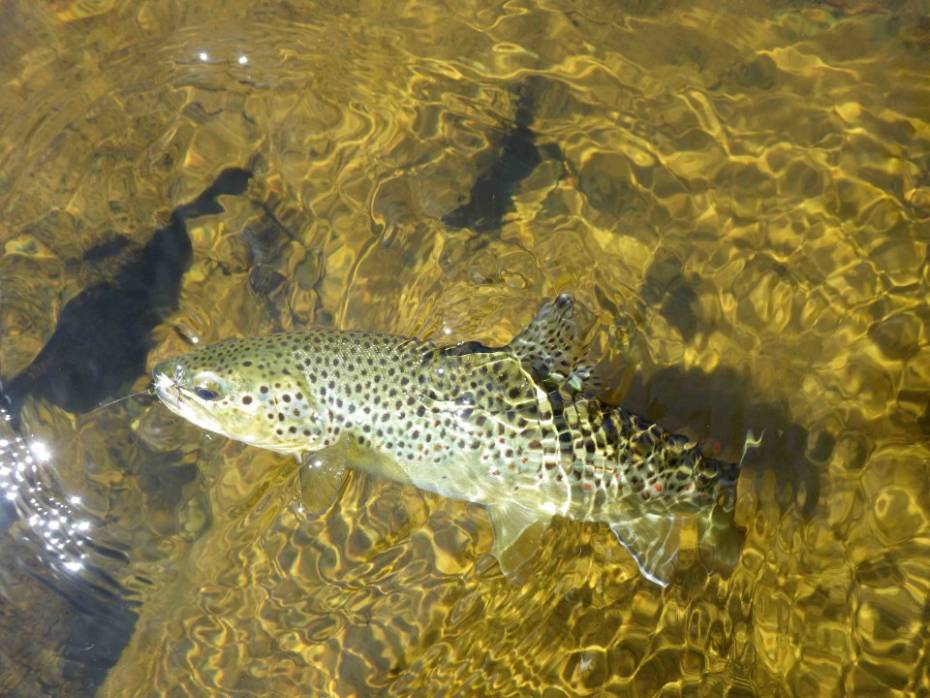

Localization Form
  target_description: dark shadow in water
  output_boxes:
[31,561,138,693]
[82,233,134,263]
[442,79,546,233]
[0,500,14,531]
[1,167,253,422]
[0,531,138,696]
[0,168,251,695]
[639,254,701,343]
[627,251,824,516]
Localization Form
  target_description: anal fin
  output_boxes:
[487,502,549,575]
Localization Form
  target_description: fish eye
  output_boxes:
[194,386,220,401]
[192,374,224,401]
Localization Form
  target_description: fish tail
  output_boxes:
[706,428,761,510]
[705,456,740,510]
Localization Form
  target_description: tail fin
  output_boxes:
[609,500,743,587]
[609,449,744,586]
[706,456,740,510]
[609,514,684,587]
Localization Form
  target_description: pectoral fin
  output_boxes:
[487,502,549,574]
[298,447,350,516]
[609,513,696,587]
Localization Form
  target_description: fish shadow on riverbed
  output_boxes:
[629,255,825,518]
[442,77,561,236]
[1,167,254,424]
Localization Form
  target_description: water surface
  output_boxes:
[1,0,929,695]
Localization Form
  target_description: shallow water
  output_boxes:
[1,0,929,695]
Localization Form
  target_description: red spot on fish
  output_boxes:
[582,482,593,492]
[654,483,662,493]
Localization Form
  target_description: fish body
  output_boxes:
[153,295,739,584]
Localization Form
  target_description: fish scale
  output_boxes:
[153,294,741,585]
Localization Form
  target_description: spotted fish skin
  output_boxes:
[153,296,740,583]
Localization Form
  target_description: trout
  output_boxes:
[153,295,740,585]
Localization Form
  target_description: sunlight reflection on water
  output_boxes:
[1,409,92,574]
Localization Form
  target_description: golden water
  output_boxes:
[1,0,929,695]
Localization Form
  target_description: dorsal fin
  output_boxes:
[506,293,596,391]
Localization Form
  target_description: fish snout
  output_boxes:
[151,357,186,404]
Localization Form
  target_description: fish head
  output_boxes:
[152,336,328,454]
